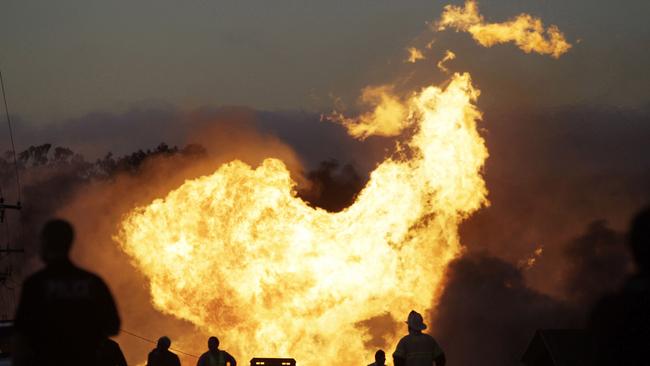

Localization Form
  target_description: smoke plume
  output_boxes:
[431,254,577,366]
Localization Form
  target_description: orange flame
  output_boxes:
[437,50,457,73]
[329,85,410,140]
[437,0,572,58]
[116,72,489,364]
[406,47,425,63]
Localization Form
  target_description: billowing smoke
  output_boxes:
[298,159,365,212]
[431,254,577,366]
[561,220,632,308]
[431,219,634,366]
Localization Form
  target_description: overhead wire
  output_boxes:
[120,329,199,358]
[0,69,6,262]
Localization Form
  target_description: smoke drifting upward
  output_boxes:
[437,0,572,58]
[431,254,578,366]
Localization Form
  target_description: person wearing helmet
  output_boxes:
[392,310,446,366]
[146,336,181,366]
[197,336,237,366]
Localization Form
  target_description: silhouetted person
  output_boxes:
[368,349,386,366]
[589,206,650,365]
[197,336,236,366]
[147,336,181,366]
[13,219,121,366]
[393,310,446,366]
[97,338,128,366]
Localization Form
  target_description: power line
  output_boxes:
[120,328,199,358]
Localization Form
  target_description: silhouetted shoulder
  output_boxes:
[21,262,108,290]
[148,348,181,366]
[171,352,181,366]
[98,338,128,366]
[15,261,120,337]
[394,333,443,360]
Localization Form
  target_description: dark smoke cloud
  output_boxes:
[13,104,391,173]
[431,219,635,366]
[355,313,400,351]
[12,104,183,159]
[461,103,650,295]
[561,220,632,308]
[431,254,578,366]
[428,103,649,366]
[298,159,365,212]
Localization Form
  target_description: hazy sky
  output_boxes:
[1,0,649,123]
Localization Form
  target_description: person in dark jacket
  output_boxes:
[196,336,236,366]
[13,219,121,366]
[147,336,181,366]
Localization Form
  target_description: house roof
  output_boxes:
[521,329,591,366]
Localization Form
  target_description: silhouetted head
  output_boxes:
[208,336,220,352]
[40,219,74,265]
[629,206,650,273]
[374,350,386,365]
[157,336,171,350]
[406,310,427,333]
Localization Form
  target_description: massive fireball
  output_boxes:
[116,72,488,364]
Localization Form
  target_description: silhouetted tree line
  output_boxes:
[0,143,207,181]
[0,143,365,212]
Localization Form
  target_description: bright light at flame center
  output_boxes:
[116,73,488,365]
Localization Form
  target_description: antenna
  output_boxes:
[0,68,22,216]
[0,67,24,320]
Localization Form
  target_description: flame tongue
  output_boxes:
[117,73,488,364]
